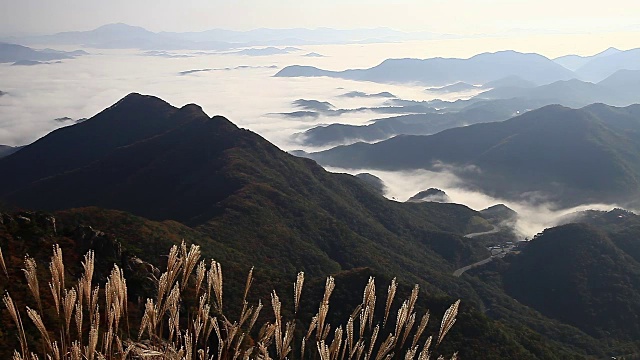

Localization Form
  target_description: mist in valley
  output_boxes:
[326,166,622,238]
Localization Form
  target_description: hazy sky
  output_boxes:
[1,0,639,35]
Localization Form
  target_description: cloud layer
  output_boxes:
[0,45,438,147]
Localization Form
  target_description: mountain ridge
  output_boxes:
[474,77,640,107]
[576,48,640,82]
[6,23,439,50]
[305,103,640,206]
[275,50,576,85]
[553,47,622,71]
[0,42,86,63]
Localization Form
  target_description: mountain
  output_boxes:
[1,208,594,360]
[598,69,640,93]
[479,223,640,343]
[408,188,450,203]
[293,98,335,112]
[0,94,188,193]
[298,73,640,148]
[12,24,435,50]
[232,46,300,56]
[0,145,20,158]
[339,91,396,98]
[275,50,576,86]
[0,93,496,271]
[427,82,479,93]
[576,48,640,82]
[12,59,63,66]
[481,75,536,89]
[277,98,430,120]
[557,208,640,235]
[304,75,638,147]
[0,94,620,357]
[480,204,518,224]
[160,27,418,44]
[355,172,386,194]
[296,97,538,146]
[0,42,84,63]
[475,78,640,107]
[178,65,279,75]
[18,23,233,50]
[553,47,622,71]
[305,104,640,206]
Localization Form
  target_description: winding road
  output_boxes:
[453,225,506,277]
[453,255,499,277]
[464,225,500,238]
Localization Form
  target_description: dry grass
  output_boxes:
[2,241,460,359]
[22,256,42,313]
[0,245,8,279]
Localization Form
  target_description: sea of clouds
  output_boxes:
[0,44,444,148]
[0,39,629,237]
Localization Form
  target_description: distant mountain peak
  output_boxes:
[595,47,622,57]
[92,23,152,33]
[472,50,544,59]
[98,22,132,28]
[277,50,573,85]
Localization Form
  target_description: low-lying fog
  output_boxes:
[327,167,622,238]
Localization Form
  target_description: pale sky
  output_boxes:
[1,0,639,36]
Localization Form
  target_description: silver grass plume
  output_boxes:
[0,245,8,278]
[294,271,304,315]
[4,293,28,357]
[48,244,65,316]
[437,300,460,345]
[411,311,430,349]
[383,278,397,328]
[243,267,254,303]
[22,256,41,311]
